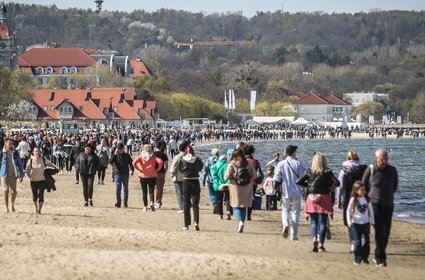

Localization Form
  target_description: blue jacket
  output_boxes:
[0,150,25,178]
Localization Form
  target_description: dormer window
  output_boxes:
[113,107,118,112]
[79,106,83,111]
[60,67,68,74]
[70,67,78,74]
[45,67,54,74]
[36,67,44,74]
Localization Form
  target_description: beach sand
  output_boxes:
[0,170,424,280]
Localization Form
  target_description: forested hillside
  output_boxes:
[4,3,425,121]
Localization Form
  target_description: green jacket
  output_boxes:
[210,159,230,191]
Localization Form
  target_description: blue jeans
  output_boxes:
[115,175,129,205]
[310,213,328,244]
[352,223,370,262]
[206,182,217,205]
[233,207,247,222]
[281,196,301,238]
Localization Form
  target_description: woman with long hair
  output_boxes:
[132,144,163,212]
[304,152,339,252]
[224,149,256,233]
[178,146,203,230]
[26,147,58,214]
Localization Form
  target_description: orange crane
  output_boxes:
[174,38,257,49]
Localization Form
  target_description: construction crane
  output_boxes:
[174,38,257,49]
[95,0,104,13]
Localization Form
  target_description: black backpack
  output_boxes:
[235,164,251,186]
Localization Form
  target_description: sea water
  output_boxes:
[195,137,425,224]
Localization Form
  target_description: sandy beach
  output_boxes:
[0,168,424,280]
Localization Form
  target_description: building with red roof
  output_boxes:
[0,3,16,71]
[292,93,351,122]
[130,58,154,78]
[29,87,157,126]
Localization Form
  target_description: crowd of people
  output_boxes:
[0,126,399,267]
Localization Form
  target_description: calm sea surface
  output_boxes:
[194,138,425,224]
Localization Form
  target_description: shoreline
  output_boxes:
[194,136,425,225]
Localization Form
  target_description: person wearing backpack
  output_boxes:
[202,148,220,210]
[337,150,367,253]
[1,138,25,213]
[96,138,111,185]
[211,155,232,220]
[244,145,263,220]
[224,149,256,233]
[26,146,58,214]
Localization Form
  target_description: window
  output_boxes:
[70,67,78,74]
[79,106,83,111]
[85,67,92,73]
[59,107,63,113]
[46,67,54,74]
[60,67,68,74]
[113,107,118,112]
[50,106,55,111]
[43,106,47,111]
[36,67,44,74]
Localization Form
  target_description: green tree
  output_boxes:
[234,98,250,113]
[0,69,33,112]
[253,101,298,117]
[352,101,386,121]
[409,90,425,123]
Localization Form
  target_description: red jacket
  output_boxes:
[132,152,163,178]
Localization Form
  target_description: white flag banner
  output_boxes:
[369,115,375,124]
[224,90,228,109]
[356,113,362,123]
[227,90,232,110]
[397,116,402,124]
[231,90,236,110]
[250,91,257,111]
[382,115,389,124]
[343,115,348,123]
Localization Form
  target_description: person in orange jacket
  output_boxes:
[132,144,163,211]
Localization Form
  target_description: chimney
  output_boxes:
[86,90,92,101]
[49,91,55,101]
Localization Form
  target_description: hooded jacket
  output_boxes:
[179,154,203,180]
[132,151,163,178]
[337,160,366,202]
[210,159,230,191]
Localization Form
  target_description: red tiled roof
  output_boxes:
[31,88,156,121]
[323,94,350,105]
[0,23,10,40]
[293,93,331,105]
[83,49,101,55]
[18,48,96,67]
[130,59,153,78]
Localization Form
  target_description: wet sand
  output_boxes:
[0,170,424,280]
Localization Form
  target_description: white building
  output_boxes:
[343,91,389,107]
[292,94,351,123]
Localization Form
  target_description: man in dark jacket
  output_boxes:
[109,143,134,208]
[76,144,100,207]
[362,149,398,267]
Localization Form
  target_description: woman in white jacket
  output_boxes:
[17,136,31,168]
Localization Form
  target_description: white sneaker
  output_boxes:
[177,210,184,214]
[282,225,289,239]
[237,222,244,233]
[182,226,189,231]
[142,207,147,212]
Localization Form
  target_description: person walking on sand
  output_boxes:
[337,150,367,253]
[303,152,339,252]
[76,144,100,207]
[170,142,188,213]
[244,145,263,220]
[179,146,203,231]
[26,147,58,214]
[347,181,375,265]
[224,149,256,233]
[362,149,398,267]
[0,138,25,213]
[211,155,232,220]
[109,143,134,208]
[153,142,169,209]
[274,145,304,240]
[96,138,111,185]
[132,144,163,212]
[203,148,220,211]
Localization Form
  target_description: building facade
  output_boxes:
[30,87,157,126]
[343,91,389,107]
[291,93,351,123]
[0,3,17,71]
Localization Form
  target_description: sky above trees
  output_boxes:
[9,0,425,17]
